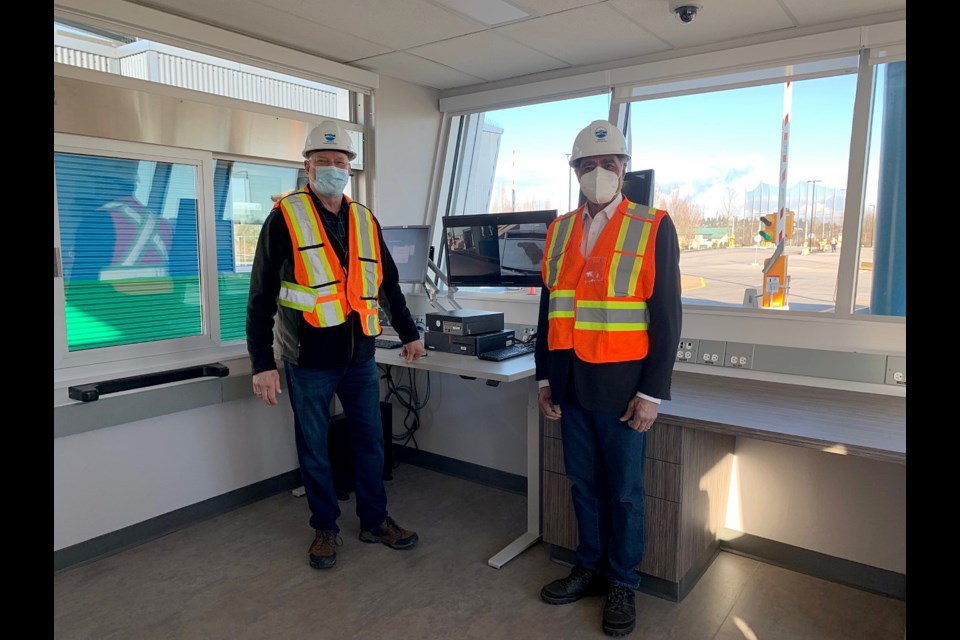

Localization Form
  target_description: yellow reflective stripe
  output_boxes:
[285,194,337,287]
[577,300,647,309]
[278,281,318,311]
[544,215,576,287]
[548,289,575,318]
[575,300,649,330]
[575,321,648,331]
[350,204,381,298]
[317,300,347,327]
[609,213,653,296]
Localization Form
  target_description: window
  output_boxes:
[55,151,202,351]
[436,93,609,289]
[628,74,858,313]
[54,15,370,381]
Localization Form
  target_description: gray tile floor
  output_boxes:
[54,464,907,640]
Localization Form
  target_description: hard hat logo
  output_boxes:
[569,119,629,167]
[302,120,358,160]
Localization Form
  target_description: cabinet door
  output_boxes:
[542,469,680,581]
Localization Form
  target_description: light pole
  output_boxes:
[809,179,821,248]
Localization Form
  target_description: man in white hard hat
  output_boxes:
[534,120,681,637]
[246,120,426,571]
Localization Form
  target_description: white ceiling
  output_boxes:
[121,0,906,92]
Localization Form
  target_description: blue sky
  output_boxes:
[485,72,882,217]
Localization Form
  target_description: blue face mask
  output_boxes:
[311,166,350,197]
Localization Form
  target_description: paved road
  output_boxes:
[679,245,873,312]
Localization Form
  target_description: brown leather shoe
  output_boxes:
[308,530,342,569]
[359,516,419,550]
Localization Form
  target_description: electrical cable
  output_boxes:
[379,364,431,462]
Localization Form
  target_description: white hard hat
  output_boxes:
[302,120,357,160]
[569,120,629,167]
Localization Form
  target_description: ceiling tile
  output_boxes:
[609,0,794,49]
[509,0,605,16]
[781,0,906,24]
[408,31,568,81]
[356,51,486,90]
[496,3,668,66]
[267,0,485,50]
[128,0,391,61]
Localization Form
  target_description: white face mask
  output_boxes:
[578,167,621,205]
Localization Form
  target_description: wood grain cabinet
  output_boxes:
[541,416,735,601]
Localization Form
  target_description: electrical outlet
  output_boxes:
[885,356,906,386]
[697,340,726,366]
[724,342,754,370]
[676,338,699,363]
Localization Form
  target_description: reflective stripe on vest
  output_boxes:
[543,213,578,289]
[547,289,575,319]
[608,202,656,297]
[347,203,383,335]
[574,299,649,331]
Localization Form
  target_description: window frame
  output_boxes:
[54,133,224,379]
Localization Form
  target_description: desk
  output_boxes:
[374,348,539,569]
[542,369,906,600]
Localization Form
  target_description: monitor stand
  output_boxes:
[424,258,462,312]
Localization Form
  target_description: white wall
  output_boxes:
[54,395,297,551]
[370,75,442,227]
[726,439,906,574]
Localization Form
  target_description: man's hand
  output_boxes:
[400,339,427,363]
[619,396,658,432]
[252,369,282,406]
[538,385,562,421]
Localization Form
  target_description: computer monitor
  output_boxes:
[381,225,431,284]
[622,169,655,207]
[441,210,557,287]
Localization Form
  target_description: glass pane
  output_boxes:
[454,94,609,216]
[856,61,906,316]
[55,153,201,350]
[629,74,857,312]
[214,160,303,342]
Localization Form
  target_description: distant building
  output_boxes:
[691,226,731,249]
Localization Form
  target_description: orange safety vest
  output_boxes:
[276,189,383,335]
[541,199,666,364]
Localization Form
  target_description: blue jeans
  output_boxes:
[284,358,388,533]
[559,395,647,590]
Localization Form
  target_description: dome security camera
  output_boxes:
[669,0,703,24]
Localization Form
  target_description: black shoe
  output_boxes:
[540,567,605,605]
[602,584,636,637]
[308,529,342,570]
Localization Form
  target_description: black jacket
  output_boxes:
[246,192,419,374]
[534,206,682,413]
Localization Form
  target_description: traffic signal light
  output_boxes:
[758,215,774,242]
[785,210,795,240]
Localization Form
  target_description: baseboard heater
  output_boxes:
[68,363,230,402]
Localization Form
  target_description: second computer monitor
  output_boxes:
[381,225,431,284]
[441,209,557,288]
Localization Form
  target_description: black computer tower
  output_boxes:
[328,401,394,500]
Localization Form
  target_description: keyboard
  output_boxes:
[374,338,403,349]
[477,341,536,362]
